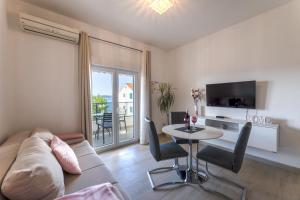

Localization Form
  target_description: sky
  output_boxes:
[92,71,133,96]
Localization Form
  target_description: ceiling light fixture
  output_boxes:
[149,0,173,15]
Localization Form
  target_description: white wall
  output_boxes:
[0,0,13,143]
[168,0,300,150]
[150,46,169,132]
[4,0,168,135]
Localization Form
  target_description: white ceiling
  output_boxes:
[20,0,291,50]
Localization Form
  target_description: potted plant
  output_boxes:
[156,83,175,125]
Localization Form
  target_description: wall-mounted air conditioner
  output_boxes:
[19,13,80,44]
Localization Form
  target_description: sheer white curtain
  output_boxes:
[90,39,141,70]
[79,32,93,144]
[140,51,152,145]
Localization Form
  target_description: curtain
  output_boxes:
[140,50,152,145]
[90,39,141,71]
[79,32,93,144]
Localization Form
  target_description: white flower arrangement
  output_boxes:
[191,88,205,116]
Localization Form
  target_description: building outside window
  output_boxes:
[119,83,134,116]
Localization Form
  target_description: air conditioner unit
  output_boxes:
[19,13,80,44]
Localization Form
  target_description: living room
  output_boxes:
[0,0,300,199]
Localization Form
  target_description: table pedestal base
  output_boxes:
[185,169,208,184]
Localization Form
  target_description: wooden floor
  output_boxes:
[99,135,300,200]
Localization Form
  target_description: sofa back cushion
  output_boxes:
[0,131,31,200]
[1,137,65,200]
[31,128,54,143]
[0,131,31,185]
[2,131,31,146]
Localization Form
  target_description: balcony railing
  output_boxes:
[92,101,134,116]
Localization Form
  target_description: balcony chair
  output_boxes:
[145,117,188,190]
[196,122,252,200]
[119,108,127,133]
[96,112,112,144]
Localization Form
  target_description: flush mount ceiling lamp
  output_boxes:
[149,0,173,15]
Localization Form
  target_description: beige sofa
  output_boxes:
[0,131,129,200]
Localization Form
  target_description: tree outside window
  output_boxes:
[92,95,107,114]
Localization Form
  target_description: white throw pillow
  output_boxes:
[1,137,65,200]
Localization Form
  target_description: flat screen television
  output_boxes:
[206,81,256,109]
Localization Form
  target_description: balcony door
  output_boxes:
[91,66,138,151]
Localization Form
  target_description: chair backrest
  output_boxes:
[145,117,161,161]
[170,112,186,124]
[232,122,252,173]
[103,113,112,123]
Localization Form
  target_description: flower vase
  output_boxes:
[194,101,199,117]
[200,105,205,117]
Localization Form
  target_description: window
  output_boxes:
[130,106,133,113]
[129,93,133,99]
[123,93,126,98]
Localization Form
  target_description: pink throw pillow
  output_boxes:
[51,136,81,175]
[55,183,124,200]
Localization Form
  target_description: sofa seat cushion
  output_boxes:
[71,141,96,157]
[64,165,117,195]
[77,154,105,172]
[1,137,65,200]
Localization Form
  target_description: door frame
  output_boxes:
[91,65,140,153]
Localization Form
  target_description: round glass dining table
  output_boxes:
[162,124,223,184]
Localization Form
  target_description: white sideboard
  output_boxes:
[197,116,279,152]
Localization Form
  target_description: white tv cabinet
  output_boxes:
[197,116,279,152]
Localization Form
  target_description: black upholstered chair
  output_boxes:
[145,117,188,190]
[170,112,200,171]
[196,122,252,200]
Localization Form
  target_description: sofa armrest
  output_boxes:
[55,132,85,144]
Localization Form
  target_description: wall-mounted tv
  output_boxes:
[206,81,256,109]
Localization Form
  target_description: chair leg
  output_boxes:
[203,162,247,200]
[147,166,187,190]
[102,127,105,144]
[196,143,199,172]
[124,119,127,133]
[174,157,179,166]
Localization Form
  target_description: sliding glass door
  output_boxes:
[91,66,138,151]
[118,73,136,142]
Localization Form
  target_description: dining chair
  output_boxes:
[196,122,252,200]
[145,117,188,190]
[170,112,200,172]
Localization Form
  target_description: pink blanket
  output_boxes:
[56,183,124,200]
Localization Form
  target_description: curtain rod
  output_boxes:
[88,36,143,53]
